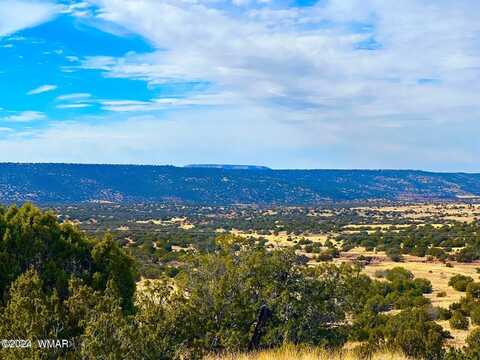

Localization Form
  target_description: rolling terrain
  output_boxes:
[0,163,479,204]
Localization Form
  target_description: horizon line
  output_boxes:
[0,162,478,174]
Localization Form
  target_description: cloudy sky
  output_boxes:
[0,0,479,171]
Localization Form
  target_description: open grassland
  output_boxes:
[362,258,480,307]
[230,229,330,247]
[438,321,479,348]
[353,203,480,223]
[205,345,407,360]
[362,257,480,347]
[225,231,480,348]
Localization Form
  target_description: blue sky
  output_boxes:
[0,0,479,171]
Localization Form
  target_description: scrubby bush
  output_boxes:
[383,308,449,359]
[456,247,479,263]
[385,267,414,282]
[466,328,480,354]
[449,311,469,330]
[413,278,433,294]
[470,305,480,325]
[386,247,403,262]
[365,294,389,313]
[427,247,447,261]
[449,275,474,292]
[0,204,137,359]
[438,307,453,321]
[466,282,480,299]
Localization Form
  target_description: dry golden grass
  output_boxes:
[230,229,330,247]
[135,217,195,229]
[219,203,480,348]
[437,321,477,348]
[362,257,480,346]
[352,203,480,223]
[205,344,407,360]
[342,224,412,230]
[363,259,480,308]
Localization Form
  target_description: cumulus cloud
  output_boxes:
[0,0,58,37]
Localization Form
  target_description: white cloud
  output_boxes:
[65,55,80,62]
[27,84,57,95]
[1,0,478,170]
[61,1,93,17]
[100,99,153,112]
[0,0,58,37]
[81,0,480,125]
[0,106,478,171]
[2,111,46,122]
[56,93,92,101]
[0,107,336,165]
[56,103,92,109]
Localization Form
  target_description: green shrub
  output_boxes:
[466,282,480,299]
[470,305,480,326]
[449,311,469,330]
[383,308,449,359]
[365,295,389,313]
[386,247,403,262]
[466,328,480,355]
[438,307,452,321]
[413,278,433,294]
[385,267,414,282]
[304,244,313,253]
[449,275,474,292]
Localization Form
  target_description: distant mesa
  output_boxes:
[0,163,479,204]
[185,164,271,171]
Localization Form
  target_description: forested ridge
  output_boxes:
[0,163,480,204]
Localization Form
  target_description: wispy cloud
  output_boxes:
[2,111,46,122]
[82,0,480,123]
[56,103,92,109]
[61,1,93,18]
[55,93,93,109]
[27,84,57,95]
[100,99,154,112]
[56,93,92,101]
[0,0,59,37]
[0,0,479,170]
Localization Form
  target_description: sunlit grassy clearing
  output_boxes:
[205,344,407,360]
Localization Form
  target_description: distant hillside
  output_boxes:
[0,163,479,204]
[185,164,271,170]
